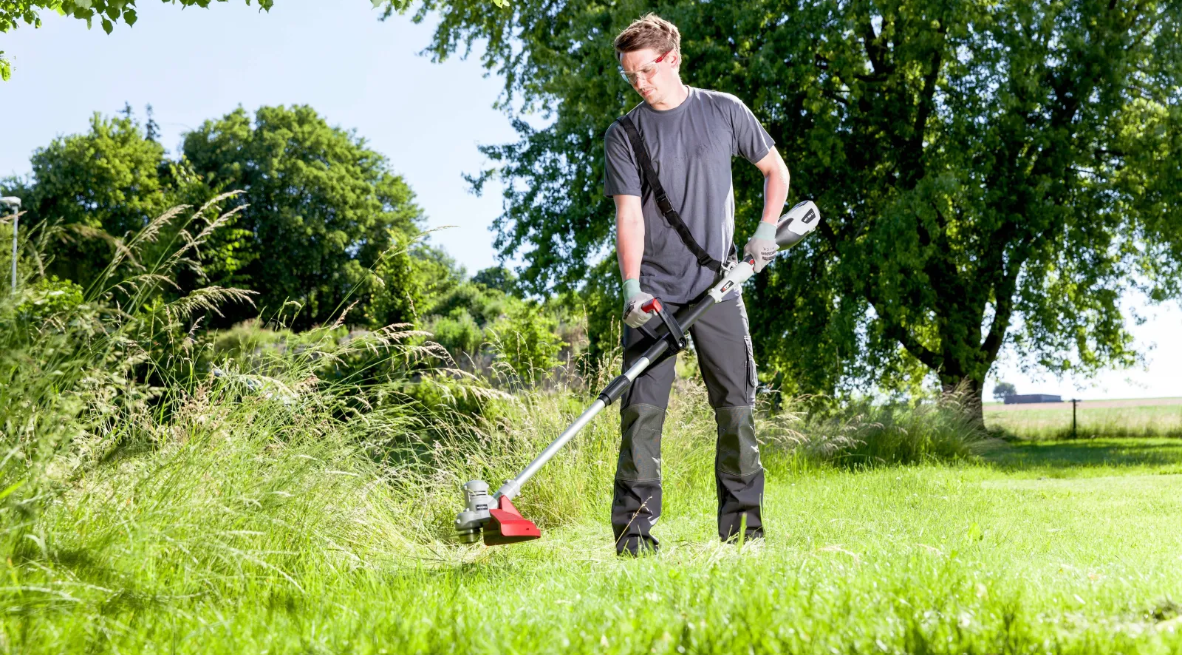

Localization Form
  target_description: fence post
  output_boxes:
[1071,398,1079,439]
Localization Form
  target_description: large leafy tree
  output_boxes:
[385,0,1182,416]
[181,105,423,328]
[4,105,426,329]
[0,109,216,287]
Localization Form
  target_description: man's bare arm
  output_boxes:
[743,147,791,273]
[615,194,645,281]
[753,147,790,224]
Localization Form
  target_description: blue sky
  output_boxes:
[2,0,1178,399]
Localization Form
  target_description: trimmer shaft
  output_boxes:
[451,201,821,547]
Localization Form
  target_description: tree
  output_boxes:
[992,382,1017,402]
[489,302,567,383]
[370,237,464,327]
[471,265,517,294]
[385,0,1182,421]
[4,105,428,329]
[0,109,205,287]
[181,105,424,328]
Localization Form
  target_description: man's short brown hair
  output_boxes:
[613,14,681,59]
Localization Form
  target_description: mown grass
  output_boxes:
[985,401,1182,440]
[4,206,1182,653]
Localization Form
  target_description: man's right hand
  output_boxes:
[622,279,655,328]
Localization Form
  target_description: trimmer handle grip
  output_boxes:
[637,296,687,353]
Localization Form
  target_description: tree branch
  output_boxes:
[981,224,1054,362]
[884,310,944,371]
[861,276,943,370]
[900,25,945,189]
[853,1,891,75]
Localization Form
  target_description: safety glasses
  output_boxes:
[619,51,671,85]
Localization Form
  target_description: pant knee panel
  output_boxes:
[714,405,762,477]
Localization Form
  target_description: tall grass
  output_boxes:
[767,391,997,467]
[0,203,1008,652]
[985,403,1182,440]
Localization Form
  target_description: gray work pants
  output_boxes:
[612,296,764,555]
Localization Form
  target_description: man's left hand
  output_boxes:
[744,221,779,273]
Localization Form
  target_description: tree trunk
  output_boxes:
[940,375,986,429]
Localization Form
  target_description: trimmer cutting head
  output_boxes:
[454,480,541,546]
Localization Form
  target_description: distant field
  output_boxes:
[984,397,1182,439]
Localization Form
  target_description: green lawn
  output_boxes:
[7,433,1182,653]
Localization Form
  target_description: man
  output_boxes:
[604,14,790,556]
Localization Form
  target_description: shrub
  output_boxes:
[488,302,567,384]
[12,276,86,326]
[429,309,484,359]
[427,281,510,328]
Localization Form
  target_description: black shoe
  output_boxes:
[616,535,660,557]
[722,529,764,545]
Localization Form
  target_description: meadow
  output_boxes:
[5,374,1182,654]
[3,207,1181,654]
[984,399,1182,440]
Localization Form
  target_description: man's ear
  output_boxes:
[669,50,682,71]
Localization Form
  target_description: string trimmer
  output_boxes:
[455,200,822,546]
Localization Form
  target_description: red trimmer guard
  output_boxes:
[483,497,541,546]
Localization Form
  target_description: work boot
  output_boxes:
[616,534,660,557]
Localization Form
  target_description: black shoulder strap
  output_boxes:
[616,115,722,273]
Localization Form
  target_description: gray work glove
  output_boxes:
[743,220,779,273]
[621,278,655,328]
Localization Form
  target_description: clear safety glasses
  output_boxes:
[619,51,671,85]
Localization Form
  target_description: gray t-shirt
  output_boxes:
[604,86,774,303]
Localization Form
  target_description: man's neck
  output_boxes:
[648,83,690,111]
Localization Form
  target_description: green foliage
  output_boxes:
[428,280,511,328]
[429,308,484,356]
[182,105,424,328]
[370,239,464,328]
[489,302,567,383]
[369,232,426,326]
[471,265,517,294]
[0,199,254,533]
[3,105,427,329]
[11,275,85,325]
[2,111,177,286]
[389,0,1182,414]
